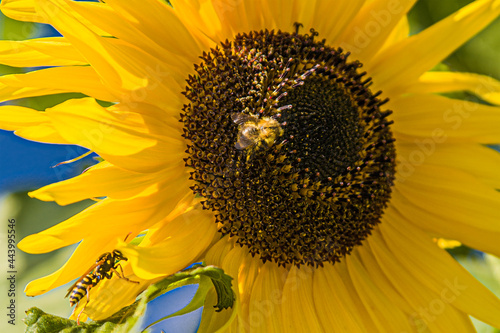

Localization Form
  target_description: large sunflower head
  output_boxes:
[182,28,396,267]
[3,0,500,331]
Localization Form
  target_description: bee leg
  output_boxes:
[113,264,140,284]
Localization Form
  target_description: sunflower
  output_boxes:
[3,0,500,331]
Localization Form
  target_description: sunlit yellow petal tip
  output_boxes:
[0,0,46,23]
[0,38,87,67]
[24,280,49,297]
[434,238,462,249]
[18,234,73,254]
[369,0,500,93]
[0,104,49,130]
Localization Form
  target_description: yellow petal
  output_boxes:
[29,161,183,205]
[137,192,198,247]
[43,98,184,173]
[313,263,371,332]
[368,0,500,93]
[381,209,500,328]
[396,142,500,189]
[198,0,271,41]
[14,124,68,144]
[346,252,415,332]
[198,287,238,333]
[391,93,500,143]
[94,0,202,63]
[19,183,187,254]
[35,0,188,111]
[356,245,414,314]
[0,104,68,143]
[204,236,237,269]
[261,0,368,46]
[1,0,108,36]
[200,237,246,332]
[0,104,49,128]
[390,187,500,259]
[378,15,410,52]
[0,66,117,104]
[121,202,216,279]
[315,0,368,45]
[0,37,86,67]
[261,0,349,38]
[248,262,287,333]
[167,0,221,50]
[367,228,476,332]
[63,0,194,85]
[281,266,322,332]
[336,0,415,63]
[410,71,500,105]
[394,163,500,231]
[34,0,173,102]
[232,254,262,329]
[1,0,49,23]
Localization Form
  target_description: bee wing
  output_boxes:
[232,113,253,125]
[64,262,99,298]
[236,133,258,150]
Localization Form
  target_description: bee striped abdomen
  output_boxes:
[69,273,97,307]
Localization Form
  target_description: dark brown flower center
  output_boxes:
[181,29,396,267]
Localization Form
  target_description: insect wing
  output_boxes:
[232,113,254,125]
[236,131,258,150]
[64,260,102,298]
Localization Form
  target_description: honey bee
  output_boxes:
[66,249,139,324]
[232,112,284,160]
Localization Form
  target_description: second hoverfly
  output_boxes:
[232,112,284,161]
[66,249,139,324]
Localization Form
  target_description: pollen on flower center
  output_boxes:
[181,29,396,267]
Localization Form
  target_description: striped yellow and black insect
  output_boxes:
[65,249,139,323]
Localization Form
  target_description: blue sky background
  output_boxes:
[0,11,90,194]
[0,129,97,194]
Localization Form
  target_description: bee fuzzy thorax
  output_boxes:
[232,112,284,159]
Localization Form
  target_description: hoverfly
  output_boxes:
[66,249,139,324]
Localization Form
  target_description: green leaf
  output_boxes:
[142,276,212,330]
[141,264,235,330]
[23,293,147,333]
[145,264,235,309]
[194,265,236,312]
[24,307,77,333]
